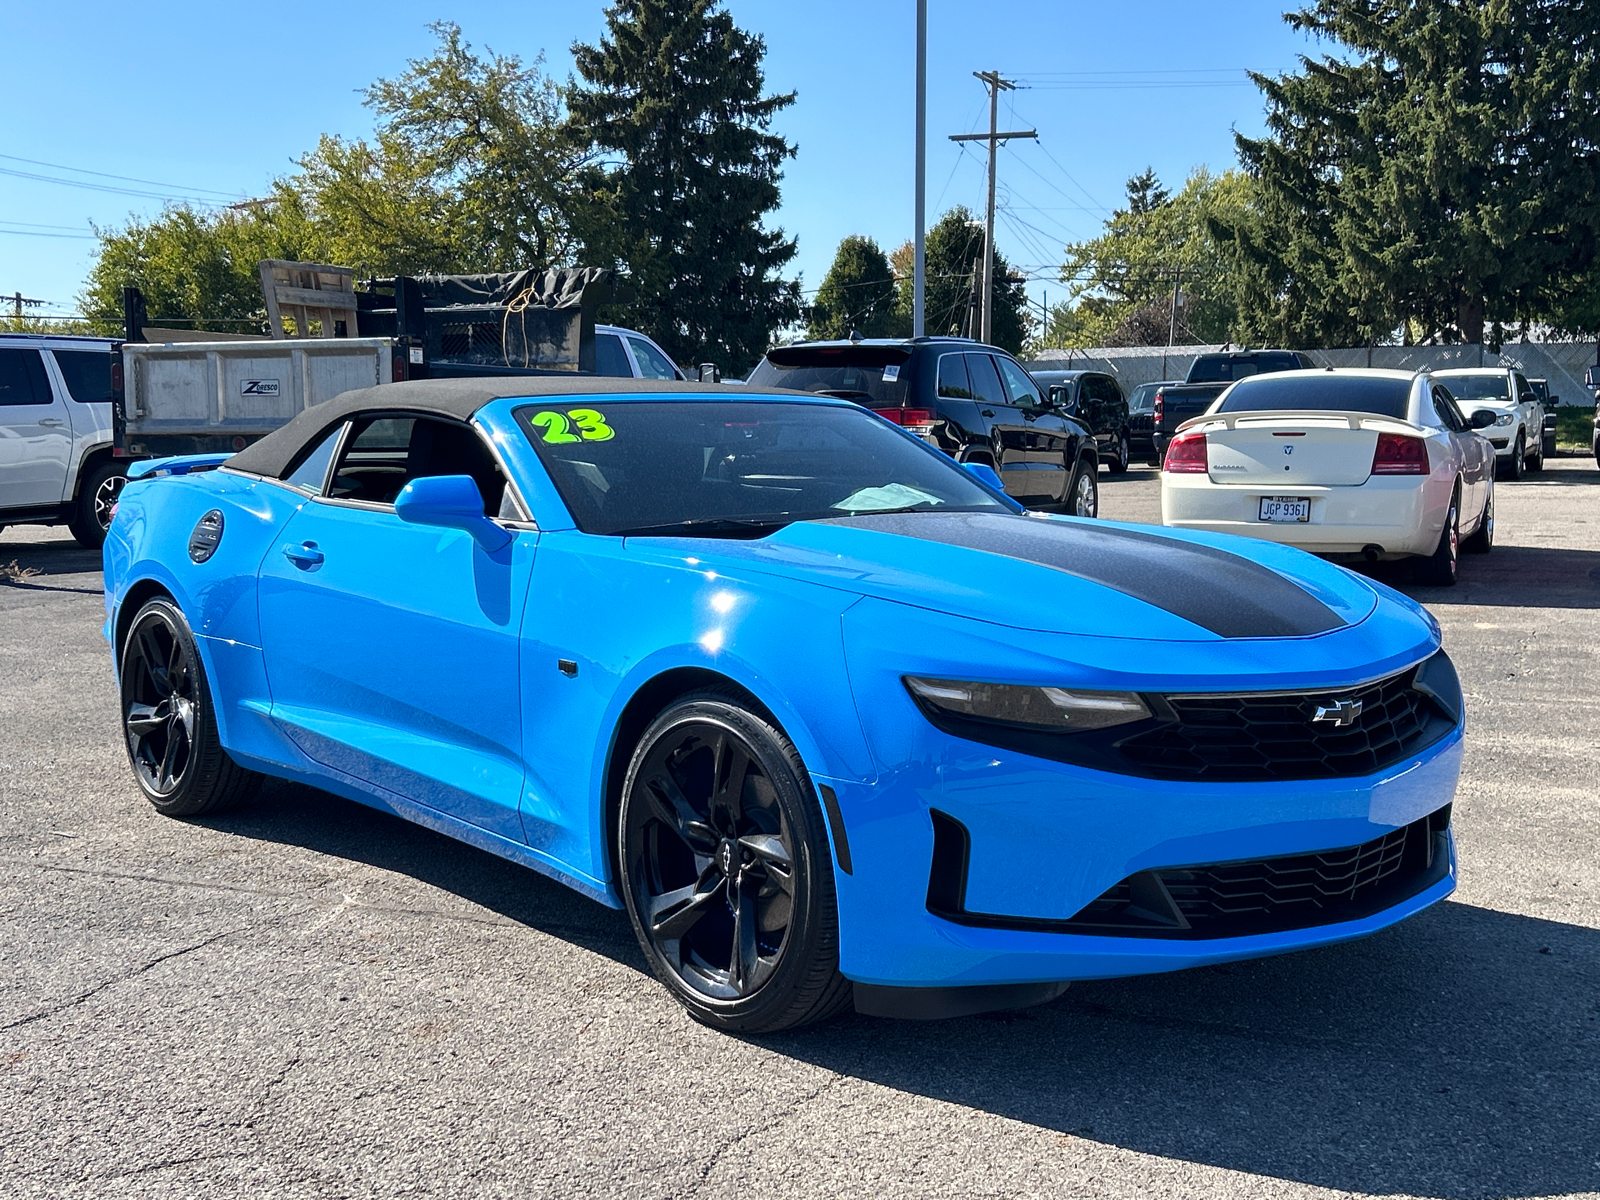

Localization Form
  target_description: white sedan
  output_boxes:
[1161,369,1497,586]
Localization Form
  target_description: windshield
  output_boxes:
[1128,383,1162,411]
[1437,373,1511,403]
[748,347,911,404]
[1215,374,1412,420]
[1188,354,1300,384]
[517,399,1011,536]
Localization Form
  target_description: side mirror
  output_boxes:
[697,362,722,383]
[1469,409,1498,430]
[1048,384,1072,412]
[962,461,1005,491]
[394,475,512,552]
[1587,368,1598,389]
[1549,394,1559,405]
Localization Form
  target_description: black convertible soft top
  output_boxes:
[226,376,788,480]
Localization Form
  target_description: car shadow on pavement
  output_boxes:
[1364,545,1600,609]
[0,533,102,590]
[776,900,1599,1200]
[202,777,646,971]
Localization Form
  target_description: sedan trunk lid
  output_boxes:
[1184,410,1420,487]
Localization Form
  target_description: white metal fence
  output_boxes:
[1026,342,1600,406]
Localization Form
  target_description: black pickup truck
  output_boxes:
[1152,350,1316,458]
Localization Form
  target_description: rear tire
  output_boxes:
[1462,482,1494,553]
[1413,492,1460,586]
[1107,431,1130,474]
[119,597,262,817]
[68,461,126,549]
[618,691,851,1034]
[1063,457,1099,518]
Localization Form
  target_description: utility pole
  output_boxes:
[950,72,1034,344]
[1167,266,1182,349]
[913,0,927,338]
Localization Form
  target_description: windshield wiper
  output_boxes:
[814,389,873,399]
[611,517,796,539]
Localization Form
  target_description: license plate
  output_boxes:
[1258,496,1311,523]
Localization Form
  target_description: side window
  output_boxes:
[283,424,346,493]
[0,349,50,406]
[594,333,632,378]
[964,353,1005,408]
[627,336,680,381]
[1432,387,1465,432]
[997,357,1043,408]
[1514,373,1532,402]
[326,414,507,515]
[936,354,972,399]
[1099,375,1125,408]
[51,350,113,404]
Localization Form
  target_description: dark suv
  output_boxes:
[748,338,1101,515]
[1031,369,1131,472]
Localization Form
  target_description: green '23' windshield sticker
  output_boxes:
[531,408,615,444]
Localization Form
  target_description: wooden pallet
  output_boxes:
[259,260,359,339]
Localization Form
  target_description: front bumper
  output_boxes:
[1161,473,1446,557]
[825,634,1464,988]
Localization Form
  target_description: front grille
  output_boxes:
[1116,669,1438,783]
[926,806,1453,941]
[1060,807,1451,939]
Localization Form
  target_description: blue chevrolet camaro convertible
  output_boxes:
[103,378,1464,1031]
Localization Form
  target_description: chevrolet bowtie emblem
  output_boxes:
[1312,698,1363,727]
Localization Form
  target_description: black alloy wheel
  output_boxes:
[1065,457,1099,518]
[120,598,260,816]
[619,693,850,1033]
[1414,492,1460,586]
[69,462,126,549]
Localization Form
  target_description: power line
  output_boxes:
[0,227,97,240]
[0,152,243,198]
[0,165,233,205]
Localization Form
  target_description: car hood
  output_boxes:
[658,511,1380,643]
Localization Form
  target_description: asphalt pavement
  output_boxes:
[2,460,1597,1200]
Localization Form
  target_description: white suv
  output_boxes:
[0,334,127,547]
[1433,367,1545,479]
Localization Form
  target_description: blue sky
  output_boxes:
[0,1,1323,325]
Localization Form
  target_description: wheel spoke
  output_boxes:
[157,716,181,788]
[647,875,724,941]
[125,702,165,738]
[710,733,751,831]
[644,772,716,851]
[166,638,188,696]
[728,876,760,993]
[136,626,167,693]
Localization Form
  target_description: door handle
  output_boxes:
[981,409,995,417]
[38,418,65,427]
[281,542,324,569]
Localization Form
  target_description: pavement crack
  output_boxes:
[686,1071,844,1195]
[1,927,241,1032]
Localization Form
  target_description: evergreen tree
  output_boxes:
[566,0,802,374]
[1234,0,1600,346]
[893,206,1029,352]
[808,235,905,340]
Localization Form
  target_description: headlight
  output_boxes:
[904,677,1151,731]
[1495,413,1514,426]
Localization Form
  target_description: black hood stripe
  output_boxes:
[824,512,1346,639]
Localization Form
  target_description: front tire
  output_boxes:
[618,692,850,1033]
[1413,492,1460,586]
[119,597,262,817]
[1527,429,1544,471]
[69,461,126,549]
[1462,482,1494,553]
[1499,433,1525,481]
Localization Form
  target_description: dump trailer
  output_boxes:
[113,266,619,457]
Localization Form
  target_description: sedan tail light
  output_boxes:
[1371,432,1428,475]
[876,407,937,436]
[1163,430,1208,473]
